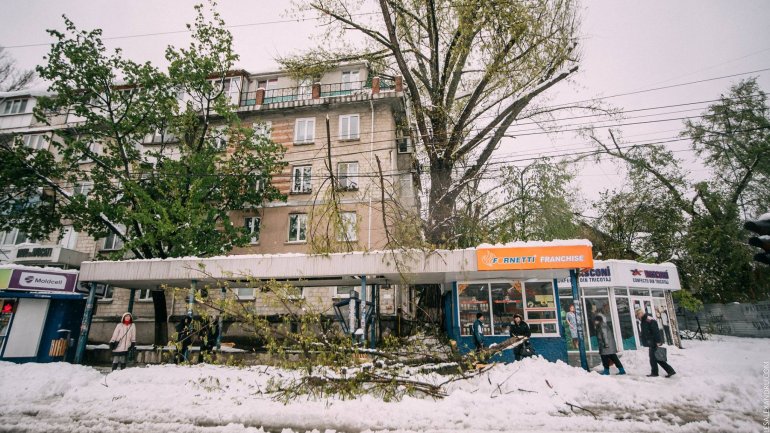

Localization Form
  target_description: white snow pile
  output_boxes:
[0,336,767,433]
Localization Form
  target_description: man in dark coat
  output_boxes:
[510,314,532,361]
[472,313,485,352]
[636,308,676,377]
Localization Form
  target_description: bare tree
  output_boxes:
[0,47,35,92]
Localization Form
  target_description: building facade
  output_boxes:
[0,64,418,345]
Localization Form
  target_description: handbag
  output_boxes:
[109,341,118,350]
[654,346,667,362]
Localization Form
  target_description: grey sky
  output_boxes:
[2,0,769,203]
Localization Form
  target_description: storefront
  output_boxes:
[447,243,594,364]
[557,260,681,361]
[0,265,85,363]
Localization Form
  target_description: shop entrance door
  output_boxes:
[630,297,653,348]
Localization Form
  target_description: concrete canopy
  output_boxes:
[78,247,583,291]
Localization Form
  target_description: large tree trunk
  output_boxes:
[426,157,457,247]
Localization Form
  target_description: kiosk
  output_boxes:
[0,266,85,363]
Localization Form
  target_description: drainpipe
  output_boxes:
[217,286,225,350]
[360,275,367,344]
[188,280,196,318]
[368,99,374,250]
[74,282,97,364]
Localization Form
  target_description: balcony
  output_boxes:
[239,77,401,108]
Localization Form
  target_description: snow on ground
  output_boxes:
[0,336,767,433]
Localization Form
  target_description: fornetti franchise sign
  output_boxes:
[0,268,78,293]
[476,245,593,271]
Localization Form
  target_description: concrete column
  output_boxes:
[312,82,321,99]
[371,77,380,95]
[395,76,403,92]
[255,88,265,105]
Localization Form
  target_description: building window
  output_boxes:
[337,212,357,242]
[245,217,260,244]
[78,142,102,163]
[253,121,272,139]
[59,226,78,249]
[298,78,312,100]
[98,284,114,301]
[73,181,92,197]
[294,118,315,144]
[291,165,312,194]
[396,136,413,153]
[523,281,559,335]
[339,114,360,140]
[22,134,48,151]
[341,71,361,91]
[212,126,228,151]
[102,226,125,251]
[288,214,307,242]
[0,229,29,246]
[138,289,153,301]
[2,98,28,115]
[335,286,356,298]
[337,162,358,191]
[236,287,255,300]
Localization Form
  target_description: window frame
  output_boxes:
[337,212,357,242]
[22,134,49,151]
[287,213,308,243]
[338,114,360,140]
[253,121,272,139]
[337,161,359,191]
[291,165,312,194]
[235,287,256,300]
[101,225,125,251]
[294,118,316,144]
[244,216,261,244]
[2,98,28,115]
[341,70,361,91]
[138,288,153,302]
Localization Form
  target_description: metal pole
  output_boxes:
[370,284,377,349]
[570,270,589,371]
[127,288,136,314]
[360,276,367,344]
[188,280,196,318]
[74,282,97,364]
[217,286,225,350]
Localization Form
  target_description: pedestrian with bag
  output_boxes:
[472,313,485,352]
[510,314,533,361]
[636,308,676,378]
[109,312,136,371]
[594,315,626,375]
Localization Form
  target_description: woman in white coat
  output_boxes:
[109,312,136,371]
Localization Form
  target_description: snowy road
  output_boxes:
[0,336,767,433]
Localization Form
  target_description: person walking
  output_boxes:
[472,313,485,352]
[510,314,532,361]
[636,308,676,378]
[566,304,579,349]
[594,315,626,375]
[109,312,136,371]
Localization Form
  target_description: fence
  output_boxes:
[675,301,770,338]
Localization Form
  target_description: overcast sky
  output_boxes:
[2,0,769,205]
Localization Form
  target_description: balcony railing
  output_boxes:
[239,80,380,107]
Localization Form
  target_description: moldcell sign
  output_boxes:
[1,268,78,293]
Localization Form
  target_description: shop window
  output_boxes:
[583,296,613,351]
[582,288,607,297]
[560,296,580,351]
[651,290,665,298]
[630,289,650,297]
[653,298,674,346]
[614,288,628,296]
[458,283,491,336]
[523,281,559,336]
[491,282,522,335]
[615,297,637,350]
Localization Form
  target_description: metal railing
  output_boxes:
[239,80,370,107]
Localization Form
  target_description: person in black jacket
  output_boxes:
[510,314,532,361]
[472,313,485,352]
[636,308,676,377]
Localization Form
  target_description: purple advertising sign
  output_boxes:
[7,269,79,293]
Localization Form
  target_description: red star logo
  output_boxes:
[631,269,643,276]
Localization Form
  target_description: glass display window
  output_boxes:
[615,297,637,350]
[458,283,491,336]
[583,297,614,351]
[491,282,523,335]
[523,281,559,336]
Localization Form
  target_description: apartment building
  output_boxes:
[0,63,418,344]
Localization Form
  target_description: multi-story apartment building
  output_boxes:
[0,63,418,344]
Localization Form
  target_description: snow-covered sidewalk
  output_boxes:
[0,336,767,433]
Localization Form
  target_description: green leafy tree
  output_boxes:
[0,4,286,343]
[592,79,770,302]
[282,0,580,247]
